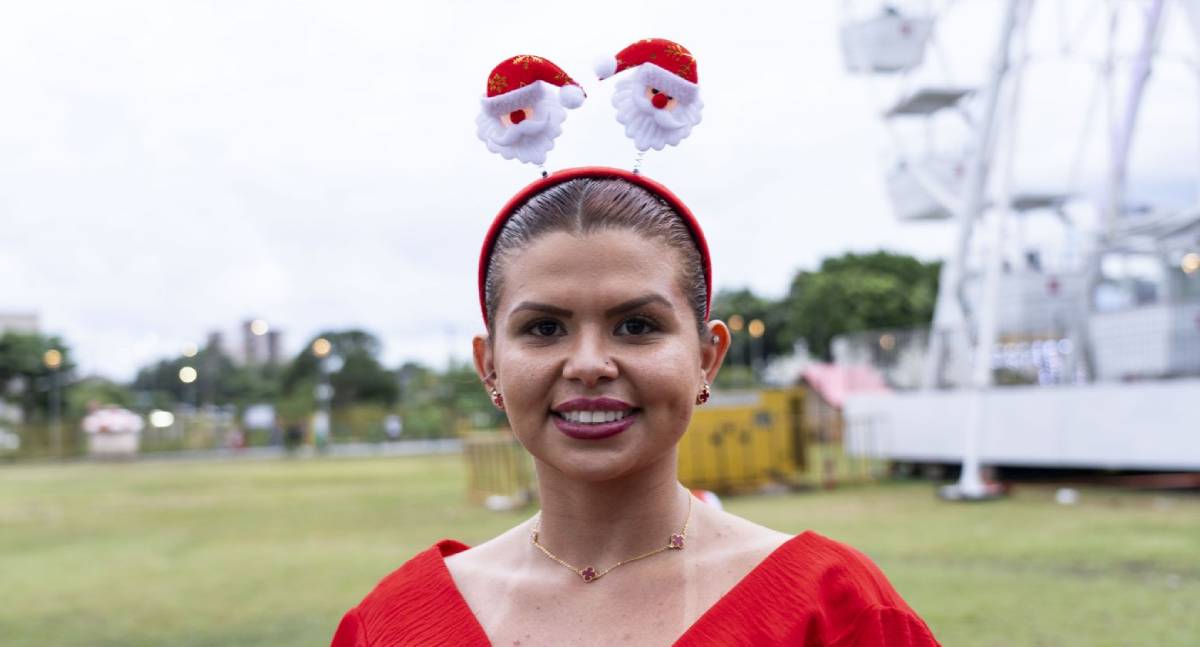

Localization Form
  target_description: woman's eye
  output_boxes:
[527,320,564,337]
[616,317,656,336]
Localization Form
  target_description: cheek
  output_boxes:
[623,341,703,410]
[493,346,557,417]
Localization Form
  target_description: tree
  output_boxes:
[67,377,134,418]
[394,360,500,438]
[282,330,398,408]
[0,332,75,419]
[781,251,940,360]
[711,288,791,374]
[131,344,279,408]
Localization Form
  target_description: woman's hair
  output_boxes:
[484,178,708,336]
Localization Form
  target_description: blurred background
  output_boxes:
[2,1,1198,645]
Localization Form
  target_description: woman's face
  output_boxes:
[474,228,729,483]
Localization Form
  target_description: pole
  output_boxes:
[938,0,1029,500]
[923,0,1026,391]
[50,369,62,458]
[744,333,751,371]
[1075,0,1168,383]
[1107,0,1166,237]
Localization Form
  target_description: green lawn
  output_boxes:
[2,455,1197,646]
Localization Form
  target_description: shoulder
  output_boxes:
[773,532,940,645]
[442,519,531,585]
[773,531,913,608]
[677,528,939,646]
[358,539,470,612]
[332,539,477,647]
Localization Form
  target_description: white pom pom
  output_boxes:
[559,84,585,109]
[594,56,618,79]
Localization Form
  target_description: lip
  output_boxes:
[552,410,638,440]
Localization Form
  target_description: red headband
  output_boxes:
[477,166,712,327]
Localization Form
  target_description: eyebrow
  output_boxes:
[605,293,674,317]
[509,294,674,319]
[510,302,573,318]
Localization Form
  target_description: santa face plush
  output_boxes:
[477,83,570,165]
[476,55,586,166]
[611,66,704,152]
[596,39,704,153]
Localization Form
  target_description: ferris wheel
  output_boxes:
[838,0,1200,498]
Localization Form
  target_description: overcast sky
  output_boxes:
[2,0,1196,380]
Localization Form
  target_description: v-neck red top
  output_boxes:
[331,531,940,646]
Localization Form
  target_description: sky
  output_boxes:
[1,0,1197,380]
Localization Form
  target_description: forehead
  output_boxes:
[498,229,687,316]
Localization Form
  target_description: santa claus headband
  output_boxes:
[475,39,710,327]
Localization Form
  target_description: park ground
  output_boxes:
[1,455,1197,646]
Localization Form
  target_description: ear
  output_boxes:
[700,320,731,385]
[472,334,496,388]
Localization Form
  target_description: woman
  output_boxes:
[331,168,941,646]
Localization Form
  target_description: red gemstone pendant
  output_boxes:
[580,567,598,582]
[669,533,685,549]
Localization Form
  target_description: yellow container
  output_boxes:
[462,430,535,507]
[677,388,808,493]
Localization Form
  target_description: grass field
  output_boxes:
[2,455,1197,646]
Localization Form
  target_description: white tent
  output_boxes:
[82,406,143,457]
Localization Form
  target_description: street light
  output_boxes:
[182,342,198,358]
[725,316,746,370]
[879,333,897,351]
[748,319,766,376]
[312,337,332,358]
[250,319,270,336]
[176,365,198,436]
[43,349,63,457]
[312,338,337,451]
[1183,252,1200,275]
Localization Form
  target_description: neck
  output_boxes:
[530,452,688,568]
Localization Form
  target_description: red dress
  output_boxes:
[332,531,940,646]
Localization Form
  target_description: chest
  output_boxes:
[467,559,751,647]
[484,596,686,647]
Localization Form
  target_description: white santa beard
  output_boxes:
[476,98,567,165]
[612,78,703,152]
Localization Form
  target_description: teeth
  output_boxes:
[560,410,632,424]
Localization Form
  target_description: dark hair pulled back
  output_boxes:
[483,178,708,336]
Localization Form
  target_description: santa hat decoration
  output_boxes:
[595,38,703,152]
[476,55,586,166]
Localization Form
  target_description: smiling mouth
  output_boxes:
[552,409,636,424]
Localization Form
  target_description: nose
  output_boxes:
[561,326,618,387]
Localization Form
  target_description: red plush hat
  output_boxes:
[477,167,712,328]
[595,38,699,100]
[476,55,586,166]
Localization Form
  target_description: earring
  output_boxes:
[490,388,505,410]
[695,382,711,405]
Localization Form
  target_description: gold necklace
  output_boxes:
[529,489,693,583]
